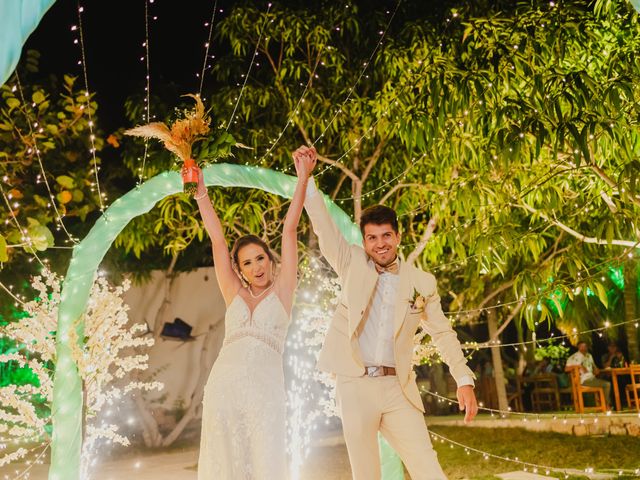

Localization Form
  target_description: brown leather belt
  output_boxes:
[364,366,396,377]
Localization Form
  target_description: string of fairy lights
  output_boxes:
[426,429,640,478]
[0,184,45,269]
[253,50,324,168]
[1,1,640,477]
[7,443,50,480]
[443,241,639,317]
[421,385,639,419]
[292,265,640,479]
[462,317,640,350]
[310,0,401,147]
[197,0,220,96]
[12,75,78,245]
[333,153,424,202]
[0,281,24,308]
[136,0,153,186]
[226,2,273,131]
[74,1,105,212]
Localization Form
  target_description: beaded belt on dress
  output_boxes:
[223,328,284,355]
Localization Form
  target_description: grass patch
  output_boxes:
[431,426,640,480]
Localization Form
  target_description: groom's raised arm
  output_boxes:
[304,180,352,281]
[293,145,352,281]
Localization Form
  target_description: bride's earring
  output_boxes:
[234,263,249,287]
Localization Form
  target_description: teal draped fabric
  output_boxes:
[0,0,56,87]
[48,164,407,478]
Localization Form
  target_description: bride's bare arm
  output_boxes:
[278,150,315,312]
[194,169,241,304]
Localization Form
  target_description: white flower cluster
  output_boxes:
[0,268,163,467]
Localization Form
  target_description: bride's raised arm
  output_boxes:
[278,148,316,312]
[194,168,242,305]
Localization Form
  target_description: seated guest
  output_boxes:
[532,358,553,375]
[601,341,627,369]
[565,341,611,408]
[601,341,629,408]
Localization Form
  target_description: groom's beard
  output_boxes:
[373,254,399,269]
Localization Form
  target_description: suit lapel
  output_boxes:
[393,261,413,337]
[348,261,378,338]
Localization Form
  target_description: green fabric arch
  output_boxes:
[50,163,403,479]
[0,0,56,87]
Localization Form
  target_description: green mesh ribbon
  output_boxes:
[50,164,404,479]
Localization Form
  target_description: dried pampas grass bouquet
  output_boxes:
[124,94,210,194]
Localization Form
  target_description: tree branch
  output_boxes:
[378,183,424,204]
[330,172,348,199]
[517,203,640,249]
[314,150,360,184]
[491,302,523,340]
[360,136,387,184]
[406,216,438,264]
[352,178,363,224]
[588,163,640,208]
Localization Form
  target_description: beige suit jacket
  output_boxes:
[306,188,474,412]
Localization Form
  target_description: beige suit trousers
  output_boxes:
[336,375,447,480]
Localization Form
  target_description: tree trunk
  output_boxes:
[161,324,215,446]
[153,254,179,341]
[134,394,163,447]
[134,323,218,448]
[487,308,509,413]
[624,261,639,362]
[515,325,527,376]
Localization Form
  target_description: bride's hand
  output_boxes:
[293,146,317,178]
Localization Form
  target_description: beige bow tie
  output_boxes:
[374,259,399,275]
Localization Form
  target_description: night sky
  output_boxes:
[22,0,412,134]
[24,1,245,132]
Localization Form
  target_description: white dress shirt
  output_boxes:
[359,270,398,367]
[566,351,596,383]
[305,179,474,388]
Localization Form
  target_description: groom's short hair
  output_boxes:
[360,205,399,235]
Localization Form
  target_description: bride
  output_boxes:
[194,153,315,479]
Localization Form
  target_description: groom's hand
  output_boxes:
[293,145,317,177]
[456,385,478,424]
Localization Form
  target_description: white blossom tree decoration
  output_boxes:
[0,268,162,470]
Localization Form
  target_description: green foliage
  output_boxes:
[2,2,639,343]
[198,0,640,337]
[533,341,570,364]
[0,51,105,267]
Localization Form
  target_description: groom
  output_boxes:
[293,146,478,479]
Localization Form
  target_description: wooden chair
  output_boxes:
[558,378,574,410]
[625,365,640,412]
[529,374,560,411]
[565,365,607,413]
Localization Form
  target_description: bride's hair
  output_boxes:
[230,235,275,272]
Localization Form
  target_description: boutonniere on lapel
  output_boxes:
[409,290,426,312]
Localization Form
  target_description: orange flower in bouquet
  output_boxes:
[124,94,210,194]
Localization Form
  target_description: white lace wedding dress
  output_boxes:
[198,290,290,479]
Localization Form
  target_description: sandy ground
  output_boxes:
[0,434,355,480]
